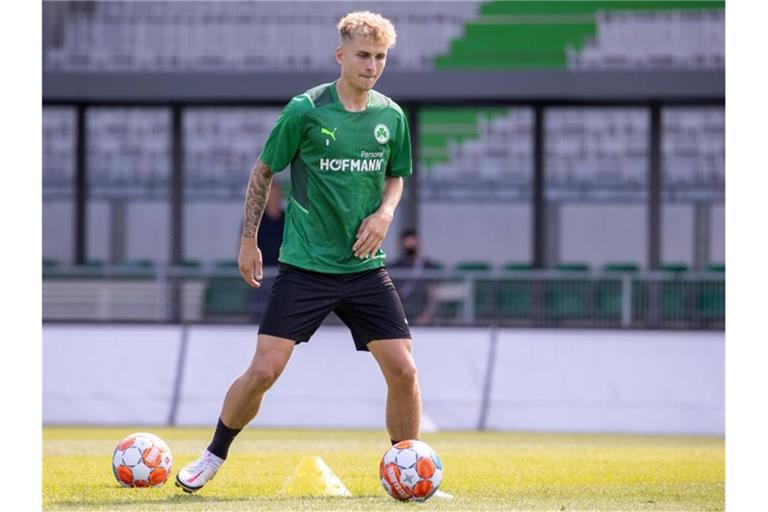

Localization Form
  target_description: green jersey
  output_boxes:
[259,81,412,274]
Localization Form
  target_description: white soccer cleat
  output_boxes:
[433,489,454,499]
[174,450,224,493]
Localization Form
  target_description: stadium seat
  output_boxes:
[695,263,724,322]
[203,259,251,320]
[436,1,724,70]
[452,261,494,322]
[498,263,533,319]
[214,259,239,270]
[546,263,591,319]
[555,262,590,272]
[595,263,639,319]
[175,259,202,277]
[43,258,62,279]
[116,259,154,268]
[695,279,724,322]
[662,263,688,274]
[203,277,251,320]
[660,263,690,321]
[706,262,725,273]
[602,262,640,273]
[503,262,533,272]
[43,1,478,73]
[115,259,156,278]
[455,261,493,272]
[63,260,105,281]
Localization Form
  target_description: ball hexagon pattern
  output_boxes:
[379,440,443,502]
[111,432,173,488]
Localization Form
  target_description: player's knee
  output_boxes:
[387,362,418,387]
[244,363,280,393]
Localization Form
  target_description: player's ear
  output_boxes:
[335,46,343,65]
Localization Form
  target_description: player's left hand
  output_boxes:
[353,209,393,259]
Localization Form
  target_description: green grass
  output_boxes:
[43,427,724,511]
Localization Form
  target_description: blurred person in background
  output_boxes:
[390,228,442,325]
[176,11,423,493]
[238,181,284,266]
[257,181,285,267]
[244,181,285,322]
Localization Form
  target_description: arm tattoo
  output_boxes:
[241,159,274,239]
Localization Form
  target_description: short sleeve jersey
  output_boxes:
[259,81,412,274]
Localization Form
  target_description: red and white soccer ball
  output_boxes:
[112,432,173,488]
[379,440,443,502]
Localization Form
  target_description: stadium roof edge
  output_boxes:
[42,70,724,105]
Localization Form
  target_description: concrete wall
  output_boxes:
[48,200,724,268]
[43,324,181,424]
[489,329,723,434]
[420,203,531,267]
[662,204,694,264]
[42,200,74,263]
[560,204,647,268]
[43,325,723,435]
[711,203,725,263]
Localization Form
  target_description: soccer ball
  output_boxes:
[112,432,173,488]
[379,440,443,501]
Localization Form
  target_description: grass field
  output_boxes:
[43,427,724,511]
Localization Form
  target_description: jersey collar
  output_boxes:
[331,80,372,112]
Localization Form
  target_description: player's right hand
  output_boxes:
[238,238,263,288]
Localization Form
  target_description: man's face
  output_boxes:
[402,235,418,257]
[336,36,388,91]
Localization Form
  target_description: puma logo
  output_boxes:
[321,127,338,141]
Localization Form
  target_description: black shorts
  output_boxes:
[258,263,412,351]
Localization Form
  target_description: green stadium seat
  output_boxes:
[204,260,249,318]
[453,261,493,321]
[420,108,508,170]
[176,259,202,276]
[662,263,688,273]
[660,264,690,320]
[68,260,105,280]
[503,262,533,272]
[43,258,61,279]
[602,262,640,273]
[555,262,590,272]
[203,277,251,319]
[498,263,533,319]
[435,1,724,70]
[214,259,239,270]
[695,280,725,321]
[593,280,621,319]
[115,259,155,278]
[121,259,153,267]
[694,263,724,321]
[455,261,493,272]
[546,263,590,318]
[595,264,638,319]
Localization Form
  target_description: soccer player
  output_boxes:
[176,11,422,492]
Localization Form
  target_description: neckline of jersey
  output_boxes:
[331,80,372,113]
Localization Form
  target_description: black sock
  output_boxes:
[207,418,242,460]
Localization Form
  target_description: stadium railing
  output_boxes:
[42,263,724,329]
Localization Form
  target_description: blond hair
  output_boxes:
[337,11,397,48]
